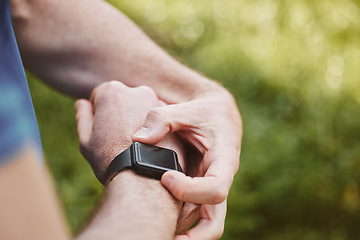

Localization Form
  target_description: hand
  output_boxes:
[176,201,227,240]
[75,81,185,184]
[133,87,242,239]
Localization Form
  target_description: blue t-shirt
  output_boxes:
[0,0,42,165]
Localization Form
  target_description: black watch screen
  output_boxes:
[132,142,182,179]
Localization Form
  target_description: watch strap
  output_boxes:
[105,146,132,183]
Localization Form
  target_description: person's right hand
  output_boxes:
[133,86,242,240]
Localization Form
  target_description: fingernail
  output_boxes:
[133,126,151,139]
[162,173,174,188]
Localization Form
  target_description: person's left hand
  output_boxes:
[75,81,185,185]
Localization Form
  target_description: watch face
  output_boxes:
[132,142,181,172]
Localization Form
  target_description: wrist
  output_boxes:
[106,170,182,237]
[83,140,134,184]
[77,170,182,240]
[103,139,185,184]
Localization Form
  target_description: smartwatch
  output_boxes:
[105,142,183,183]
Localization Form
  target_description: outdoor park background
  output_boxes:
[27,0,360,239]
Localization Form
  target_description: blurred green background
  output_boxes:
[28,0,360,239]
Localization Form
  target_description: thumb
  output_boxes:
[176,202,201,235]
[75,99,94,145]
[133,105,185,144]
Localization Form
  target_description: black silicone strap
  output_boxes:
[105,146,132,183]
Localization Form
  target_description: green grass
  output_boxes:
[29,0,360,239]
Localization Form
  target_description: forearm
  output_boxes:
[12,0,220,102]
[0,147,70,240]
[76,170,181,240]
[0,147,181,240]
[74,82,186,239]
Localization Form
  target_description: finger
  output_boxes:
[133,104,194,144]
[164,141,239,204]
[132,106,172,144]
[75,99,94,144]
[161,168,230,204]
[175,201,227,240]
[176,203,201,235]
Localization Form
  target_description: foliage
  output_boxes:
[29,0,360,239]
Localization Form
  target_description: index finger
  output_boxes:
[161,149,238,204]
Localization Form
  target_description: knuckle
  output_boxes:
[99,81,125,93]
[212,186,228,204]
[136,85,158,101]
[92,81,127,102]
[105,81,125,92]
[137,85,156,95]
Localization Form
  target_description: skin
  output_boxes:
[75,82,187,239]
[0,82,186,240]
[0,147,70,240]
[12,0,243,238]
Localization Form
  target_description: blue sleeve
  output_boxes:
[0,0,43,166]
[0,85,33,165]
